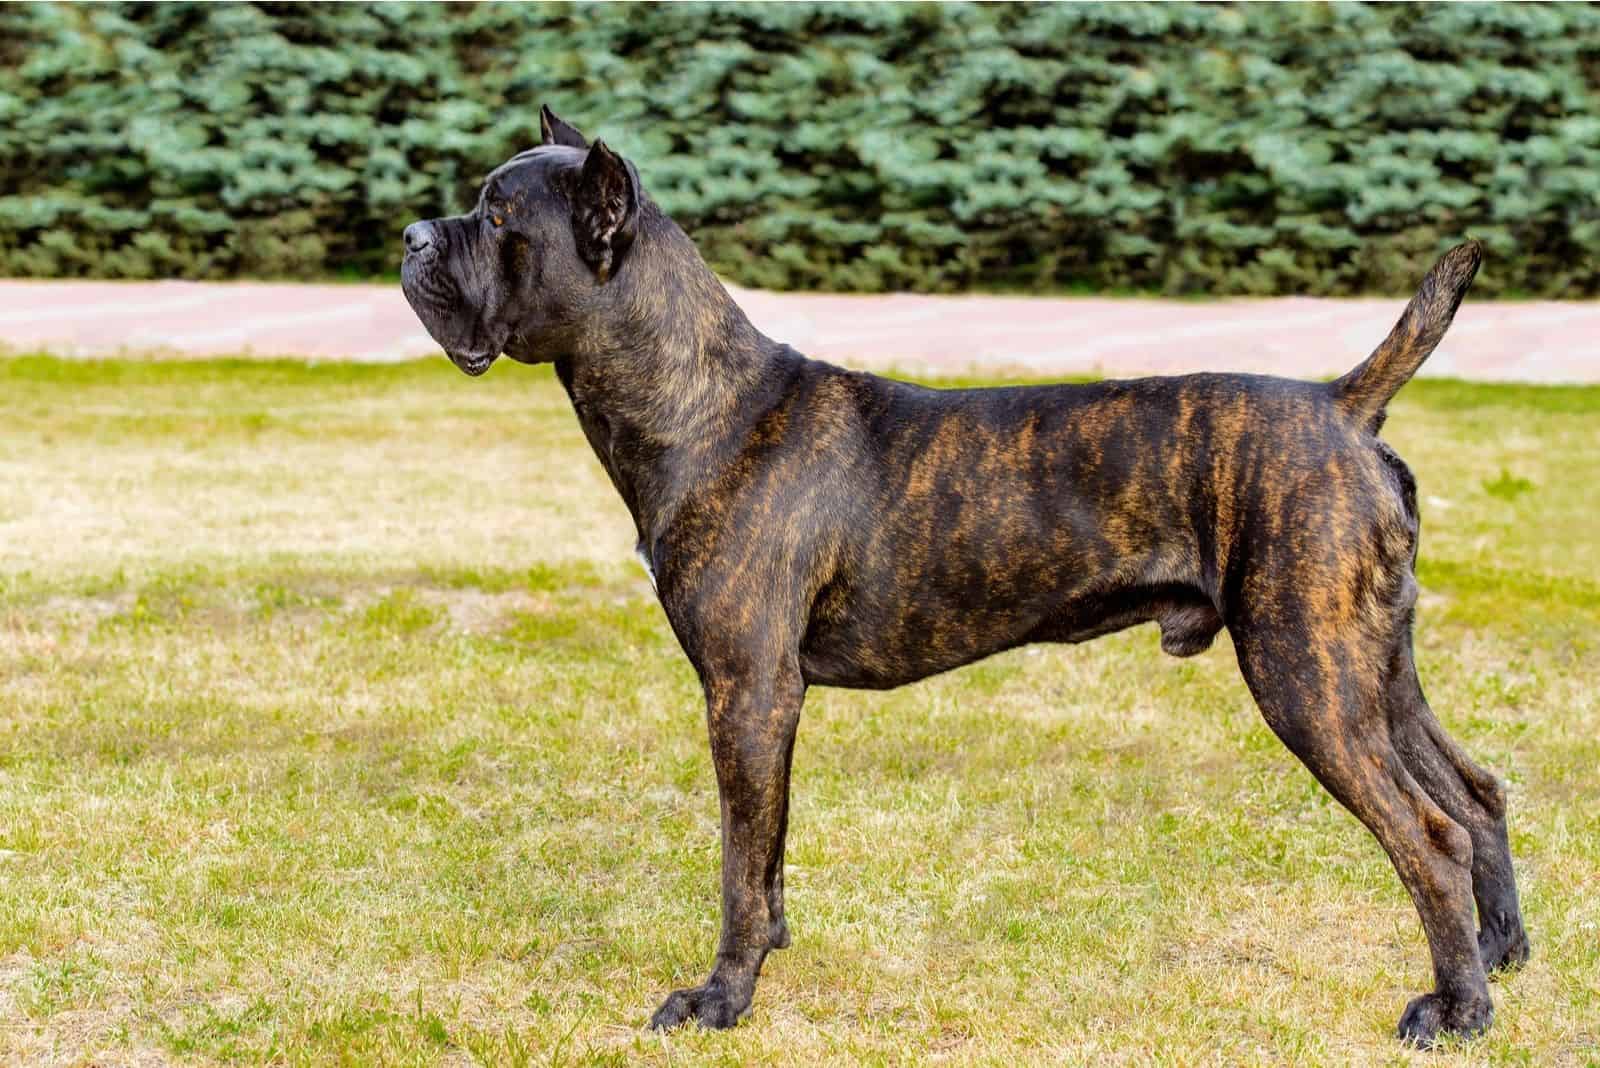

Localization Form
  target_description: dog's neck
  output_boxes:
[554,211,801,540]
[561,211,790,444]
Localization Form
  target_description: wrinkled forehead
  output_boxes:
[482,145,584,199]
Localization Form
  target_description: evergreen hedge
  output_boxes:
[2,2,1596,295]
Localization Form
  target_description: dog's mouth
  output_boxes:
[401,253,503,378]
[449,351,498,377]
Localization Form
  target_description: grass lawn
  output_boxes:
[0,355,1596,1066]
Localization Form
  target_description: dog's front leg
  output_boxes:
[650,661,804,1031]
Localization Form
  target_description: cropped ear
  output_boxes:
[540,105,589,149]
[571,140,638,282]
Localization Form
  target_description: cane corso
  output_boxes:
[400,107,1527,1045]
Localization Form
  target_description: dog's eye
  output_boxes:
[491,214,504,228]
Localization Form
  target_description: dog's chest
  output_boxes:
[635,541,657,591]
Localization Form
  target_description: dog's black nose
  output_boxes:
[403,221,436,254]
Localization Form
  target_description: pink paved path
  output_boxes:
[0,278,1594,383]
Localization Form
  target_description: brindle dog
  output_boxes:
[400,107,1528,1045]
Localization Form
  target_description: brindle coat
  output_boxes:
[400,107,1528,1045]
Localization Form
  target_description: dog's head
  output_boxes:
[400,106,641,376]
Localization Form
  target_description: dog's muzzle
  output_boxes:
[401,223,498,376]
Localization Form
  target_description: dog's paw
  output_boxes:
[1479,923,1530,975]
[648,982,749,1032]
[769,915,791,951]
[1397,990,1493,1047]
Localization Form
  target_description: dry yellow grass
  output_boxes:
[1,355,1596,1065]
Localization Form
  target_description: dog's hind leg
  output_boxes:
[1386,637,1529,974]
[1232,617,1492,1046]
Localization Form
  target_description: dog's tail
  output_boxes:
[1332,240,1482,433]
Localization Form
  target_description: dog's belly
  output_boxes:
[799,570,1222,690]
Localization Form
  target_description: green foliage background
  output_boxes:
[1,1,1596,295]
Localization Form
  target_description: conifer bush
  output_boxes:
[1,2,1595,295]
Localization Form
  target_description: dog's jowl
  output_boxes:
[401,107,1528,1044]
